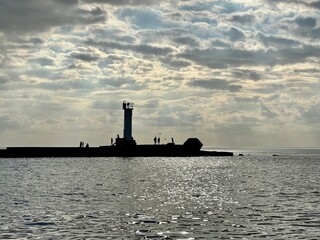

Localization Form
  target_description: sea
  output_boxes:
[0,149,319,239]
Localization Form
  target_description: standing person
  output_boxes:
[171,137,174,143]
[154,137,157,144]
[111,138,113,145]
[157,137,160,144]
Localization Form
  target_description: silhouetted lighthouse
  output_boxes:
[123,100,133,140]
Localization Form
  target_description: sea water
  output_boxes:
[0,150,319,239]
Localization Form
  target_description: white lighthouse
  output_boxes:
[123,100,133,140]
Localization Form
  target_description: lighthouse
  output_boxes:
[123,100,133,140]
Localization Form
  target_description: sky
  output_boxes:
[0,0,320,148]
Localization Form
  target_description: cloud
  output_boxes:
[38,80,94,91]
[179,44,320,69]
[0,115,21,130]
[76,7,107,24]
[0,0,106,33]
[226,26,246,42]
[28,57,55,66]
[231,14,256,25]
[249,72,261,81]
[86,39,173,56]
[310,28,320,38]
[259,33,300,48]
[310,1,320,9]
[300,101,320,123]
[179,48,269,68]
[188,79,242,92]
[173,36,200,47]
[91,100,120,110]
[0,75,9,85]
[266,0,320,10]
[139,99,160,108]
[99,77,136,87]
[260,101,277,118]
[71,52,100,62]
[294,16,317,29]
[159,57,191,69]
[82,0,158,6]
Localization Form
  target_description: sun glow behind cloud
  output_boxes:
[0,0,320,147]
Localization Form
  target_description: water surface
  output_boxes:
[0,153,319,239]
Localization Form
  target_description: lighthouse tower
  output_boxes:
[123,100,134,141]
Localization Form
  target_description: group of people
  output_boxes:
[108,136,174,145]
[110,134,121,145]
[79,141,89,148]
[153,137,174,144]
[153,137,160,144]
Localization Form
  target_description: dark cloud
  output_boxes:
[81,0,158,5]
[294,16,317,29]
[0,51,7,68]
[188,79,242,92]
[76,7,107,24]
[160,57,191,69]
[310,28,320,38]
[191,16,217,25]
[179,48,268,69]
[293,68,320,73]
[71,52,100,62]
[233,70,262,81]
[173,36,200,47]
[86,39,173,56]
[310,1,320,9]
[231,14,256,25]
[211,39,231,48]
[249,72,261,81]
[0,75,9,84]
[266,0,320,10]
[179,45,320,68]
[0,0,105,33]
[227,26,246,41]
[259,33,300,48]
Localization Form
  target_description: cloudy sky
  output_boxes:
[0,0,320,148]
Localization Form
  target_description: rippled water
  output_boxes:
[0,153,319,239]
